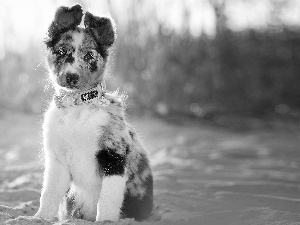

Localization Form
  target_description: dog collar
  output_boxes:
[54,84,110,109]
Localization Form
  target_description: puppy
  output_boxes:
[35,5,153,222]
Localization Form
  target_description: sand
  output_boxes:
[0,111,299,225]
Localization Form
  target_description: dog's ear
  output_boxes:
[46,4,83,47]
[84,12,116,48]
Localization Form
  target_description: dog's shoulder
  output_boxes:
[102,90,127,119]
[104,90,127,108]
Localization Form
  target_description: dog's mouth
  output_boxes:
[57,80,79,91]
[65,83,79,90]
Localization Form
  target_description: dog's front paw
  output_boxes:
[34,212,47,220]
[96,207,120,222]
[34,210,56,221]
[96,216,119,223]
[96,203,122,222]
[33,211,44,218]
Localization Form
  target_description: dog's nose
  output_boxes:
[66,73,79,86]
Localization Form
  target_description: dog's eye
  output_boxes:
[56,48,67,57]
[84,52,94,61]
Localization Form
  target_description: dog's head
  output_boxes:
[46,4,116,91]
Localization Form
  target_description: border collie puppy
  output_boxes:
[34,4,153,222]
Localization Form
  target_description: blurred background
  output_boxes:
[0,1,300,224]
[1,0,300,122]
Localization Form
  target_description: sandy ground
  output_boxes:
[0,111,299,225]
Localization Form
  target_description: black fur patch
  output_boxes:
[96,148,126,176]
[84,12,115,47]
[125,144,130,155]
[84,12,115,59]
[107,112,124,121]
[46,4,83,48]
[129,130,134,139]
[121,174,153,221]
[65,53,74,64]
[86,30,109,59]
[98,46,109,59]
[90,60,98,72]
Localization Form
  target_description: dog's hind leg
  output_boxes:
[121,152,153,221]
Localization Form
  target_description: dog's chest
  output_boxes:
[44,103,110,185]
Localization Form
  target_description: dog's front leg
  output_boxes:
[96,150,127,222]
[96,175,127,222]
[35,154,70,220]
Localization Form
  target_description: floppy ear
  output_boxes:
[46,4,83,47]
[84,12,116,48]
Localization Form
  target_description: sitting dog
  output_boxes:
[35,4,153,222]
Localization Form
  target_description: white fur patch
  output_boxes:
[35,155,71,220]
[64,31,84,75]
[96,175,127,222]
[73,31,84,48]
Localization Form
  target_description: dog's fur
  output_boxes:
[35,5,153,222]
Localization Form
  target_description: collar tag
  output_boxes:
[81,90,98,102]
